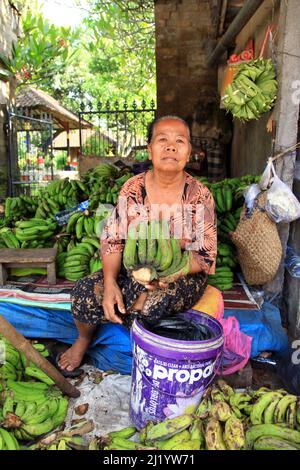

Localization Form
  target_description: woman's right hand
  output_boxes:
[102,279,126,324]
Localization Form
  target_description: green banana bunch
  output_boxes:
[66,211,83,234]
[0,427,20,450]
[250,391,299,427]
[84,165,132,206]
[144,414,193,444]
[63,239,99,280]
[222,58,277,121]
[123,221,191,285]
[18,397,69,441]
[246,424,300,450]
[253,435,300,450]
[89,254,102,273]
[28,419,92,450]
[154,429,191,450]
[208,266,234,291]
[14,218,57,246]
[0,227,20,248]
[4,197,26,223]
[24,365,55,385]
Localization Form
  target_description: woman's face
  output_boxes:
[148,118,191,173]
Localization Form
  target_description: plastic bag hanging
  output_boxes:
[259,157,273,190]
[265,162,300,223]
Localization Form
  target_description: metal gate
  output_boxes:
[78,99,156,160]
[6,106,54,196]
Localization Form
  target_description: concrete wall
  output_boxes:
[0,0,20,199]
[228,0,280,177]
[154,0,218,119]
[283,157,300,338]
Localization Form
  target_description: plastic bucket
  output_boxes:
[129,310,224,429]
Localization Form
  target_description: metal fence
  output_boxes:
[78,99,156,160]
[6,107,54,196]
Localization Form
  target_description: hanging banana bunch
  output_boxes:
[222,58,277,121]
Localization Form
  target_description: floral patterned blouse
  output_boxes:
[100,171,217,274]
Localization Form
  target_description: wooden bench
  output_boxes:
[0,247,57,286]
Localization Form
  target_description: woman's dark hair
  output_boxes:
[147,115,191,144]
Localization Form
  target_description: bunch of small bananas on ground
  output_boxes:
[0,337,69,449]
[27,419,94,451]
[90,380,300,451]
[123,220,191,285]
[56,236,101,281]
[193,380,300,450]
[222,58,277,121]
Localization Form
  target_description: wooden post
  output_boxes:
[0,315,80,398]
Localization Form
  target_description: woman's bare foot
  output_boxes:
[58,337,91,371]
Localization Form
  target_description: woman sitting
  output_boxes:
[58,115,217,373]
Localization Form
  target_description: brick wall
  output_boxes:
[155,0,218,119]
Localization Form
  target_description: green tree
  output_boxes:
[51,0,156,111]
[81,0,156,102]
[0,1,78,89]
[1,0,156,110]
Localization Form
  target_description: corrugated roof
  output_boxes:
[16,86,91,130]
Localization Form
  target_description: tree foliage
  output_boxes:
[5,0,156,111]
[71,0,156,108]
[0,2,78,89]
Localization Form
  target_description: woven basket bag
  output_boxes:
[231,192,282,285]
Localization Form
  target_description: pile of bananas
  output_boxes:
[222,58,277,121]
[195,175,259,290]
[28,419,93,450]
[0,228,20,249]
[36,179,79,217]
[90,379,300,451]
[82,163,132,207]
[208,243,237,290]
[0,337,69,450]
[123,221,191,285]
[66,210,96,239]
[14,218,58,248]
[4,196,38,224]
[57,237,101,281]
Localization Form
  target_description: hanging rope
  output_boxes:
[270,141,300,162]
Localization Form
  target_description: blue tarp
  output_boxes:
[0,302,132,375]
[224,301,289,358]
[0,299,289,375]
